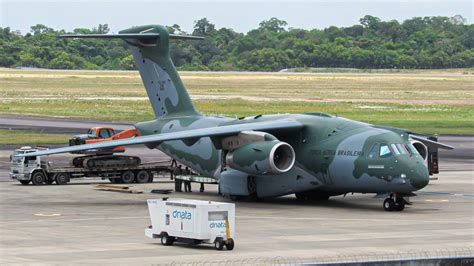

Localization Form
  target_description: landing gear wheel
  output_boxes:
[19,180,30,185]
[383,198,396,211]
[295,191,330,201]
[225,238,235,250]
[160,233,174,246]
[295,192,309,201]
[31,171,46,185]
[135,170,149,184]
[214,239,224,250]
[395,198,406,211]
[229,195,242,201]
[55,173,69,185]
[121,171,135,184]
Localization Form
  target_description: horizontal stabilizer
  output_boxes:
[59,33,204,40]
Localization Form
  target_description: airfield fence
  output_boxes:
[168,247,474,265]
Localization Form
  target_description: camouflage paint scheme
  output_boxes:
[20,25,440,204]
[124,25,429,199]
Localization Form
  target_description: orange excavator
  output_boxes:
[69,127,142,168]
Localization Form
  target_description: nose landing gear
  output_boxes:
[383,194,410,211]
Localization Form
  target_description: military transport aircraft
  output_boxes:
[17,24,453,211]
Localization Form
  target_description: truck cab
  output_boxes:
[10,146,48,185]
[69,127,116,146]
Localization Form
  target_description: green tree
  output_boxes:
[193,18,216,35]
[258,18,288,32]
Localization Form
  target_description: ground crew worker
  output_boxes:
[184,180,191,192]
[200,183,205,193]
[184,167,192,192]
[174,165,183,192]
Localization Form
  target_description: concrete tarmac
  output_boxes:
[0,115,132,134]
[0,152,473,264]
[0,116,473,263]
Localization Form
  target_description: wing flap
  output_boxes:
[15,120,303,157]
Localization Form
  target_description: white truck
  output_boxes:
[10,146,174,185]
[145,198,235,250]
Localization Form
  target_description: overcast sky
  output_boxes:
[1,0,472,34]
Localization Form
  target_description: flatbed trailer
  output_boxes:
[10,147,175,185]
[174,173,218,193]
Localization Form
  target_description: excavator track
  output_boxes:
[72,155,141,169]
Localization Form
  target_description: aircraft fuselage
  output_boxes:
[135,113,429,198]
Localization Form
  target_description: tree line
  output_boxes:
[1,15,473,71]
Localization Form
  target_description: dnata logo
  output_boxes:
[172,210,192,220]
[209,221,226,229]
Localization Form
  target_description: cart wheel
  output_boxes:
[19,180,30,185]
[31,171,46,185]
[135,170,149,183]
[160,233,174,246]
[214,239,224,250]
[225,238,234,251]
[55,173,69,185]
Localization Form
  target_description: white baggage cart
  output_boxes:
[145,198,235,250]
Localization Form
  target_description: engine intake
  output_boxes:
[226,141,295,175]
[410,140,428,160]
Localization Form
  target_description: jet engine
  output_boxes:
[225,140,295,175]
[410,140,428,161]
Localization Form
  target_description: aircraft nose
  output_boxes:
[409,164,429,190]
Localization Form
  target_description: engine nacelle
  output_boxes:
[410,140,428,161]
[225,140,295,175]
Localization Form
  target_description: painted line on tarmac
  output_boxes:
[235,216,473,226]
[2,214,472,226]
[419,191,474,199]
[0,216,149,225]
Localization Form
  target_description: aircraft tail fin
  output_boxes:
[61,25,202,118]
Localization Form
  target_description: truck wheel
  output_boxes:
[214,239,224,250]
[121,171,135,184]
[160,233,174,246]
[225,238,235,251]
[136,170,149,183]
[45,175,54,185]
[55,173,69,185]
[31,171,46,185]
[19,180,30,185]
[147,171,154,183]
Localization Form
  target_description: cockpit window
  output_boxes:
[396,144,409,154]
[379,144,392,158]
[390,144,400,155]
[368,144,378,158]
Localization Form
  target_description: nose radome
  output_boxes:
[410,165,430,190]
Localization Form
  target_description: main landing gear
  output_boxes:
[383,193,410,211]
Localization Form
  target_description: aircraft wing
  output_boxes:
[15,120,303,157]
[410,135,454,150]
